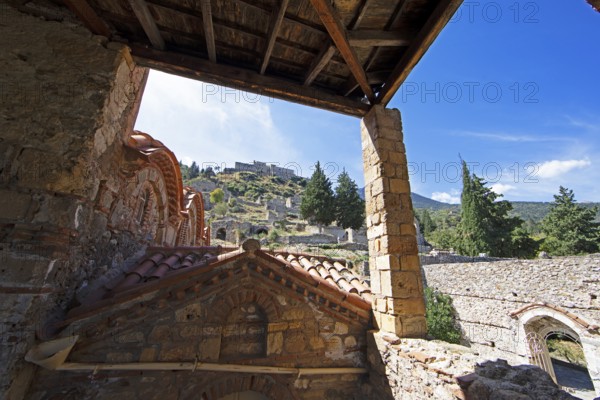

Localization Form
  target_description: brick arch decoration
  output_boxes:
[209,283,282,326]
[133,169,168,243]
[184,375,298,400]
[128,132,184,241]
[178,187,205,246]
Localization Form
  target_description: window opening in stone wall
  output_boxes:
[220,303,267,361]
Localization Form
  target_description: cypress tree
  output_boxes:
[456,160,522,257]
[334,169,365,230]
[300,162,335,226]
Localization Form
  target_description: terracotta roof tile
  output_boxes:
[69,241,372,324]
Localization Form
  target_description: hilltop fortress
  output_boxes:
[223,161,297,180]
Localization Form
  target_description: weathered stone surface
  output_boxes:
[361,106,425,337]
[366,332,578,400]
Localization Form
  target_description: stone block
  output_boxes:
[389,178,410,194]
[106,352,133,363]
[267,332,283,355]
[160,344,195,361]
[139,347,156,362]
[375,255,400,271]
[174,303,202,322]
[148,325,173,343]
[399,316,427,338]
[400,255,421,271]
[0,190,32,221]
[375,297,388,313]
[284,332,306,354]
[379,313,402,334]
[198,337,220,361]
[334,322,348,335]
[268,322,289,332]
[370,270,381,293]
[115,331,144,343]
[387,297,426,316]
[381,271,421,299]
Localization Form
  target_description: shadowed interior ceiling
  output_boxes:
[19,0,462,116]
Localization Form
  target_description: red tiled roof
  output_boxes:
[64,240,372,327]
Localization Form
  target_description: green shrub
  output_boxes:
[425,287,461,344]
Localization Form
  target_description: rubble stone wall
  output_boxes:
[422,256,600,356]
[422,255,600,394]
[0,5,147,398]
[365,332,578,400]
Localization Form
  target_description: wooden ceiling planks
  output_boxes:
[54,0,461,116]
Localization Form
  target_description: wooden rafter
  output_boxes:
[129,44,370,117]
[304,44,336,86]
[308,0,374,101]
[260,0,290,74]
[303,0,369,87]
[62,0,111,37]
[376,0,463,105]
[348,31,410,47]
[200,0,217,62]
[343,0,410,96]
[128,0,165,50]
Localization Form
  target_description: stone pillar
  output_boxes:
[361,105,426,337]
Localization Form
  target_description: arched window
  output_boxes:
[136,189,149,224]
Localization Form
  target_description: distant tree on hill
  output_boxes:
[456,160,523,257]
[210,188,225,204]
[189,161,200,179]
[419,209,437,236]
[334,169,365,230]
[300,162,335,226]
[541,186,600,255]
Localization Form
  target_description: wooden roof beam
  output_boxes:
[128,0,166,50]
[308,0,374,101]
[303,44,336,86]
[303,0,369,87]
[348,31,410,47]
[200,0,216,63]
[129,44,370,117]
[343,0,410,97]
[63,0,111,37]
[260,0,290,74]
[376,0,463,105]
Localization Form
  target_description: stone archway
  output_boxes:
[216,228,227,241]
[513,304,600,396]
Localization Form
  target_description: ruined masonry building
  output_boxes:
[1,0,597,399]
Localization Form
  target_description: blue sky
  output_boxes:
[135,1,600,203]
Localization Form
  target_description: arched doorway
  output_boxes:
[514,305,600,398]
[218,391,270,400]
[254,227,268,237]
[216,228,227,241]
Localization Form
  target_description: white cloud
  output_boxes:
[134,70,300,171]
[491,183,516,195]
[432,192,461,204]
[454,131,572,143]
[536,159,591,179]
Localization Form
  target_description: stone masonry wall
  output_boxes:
[0,4,147,398]
[26,270,368,399]
[365,332,578,400]
[423,255,600,358]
